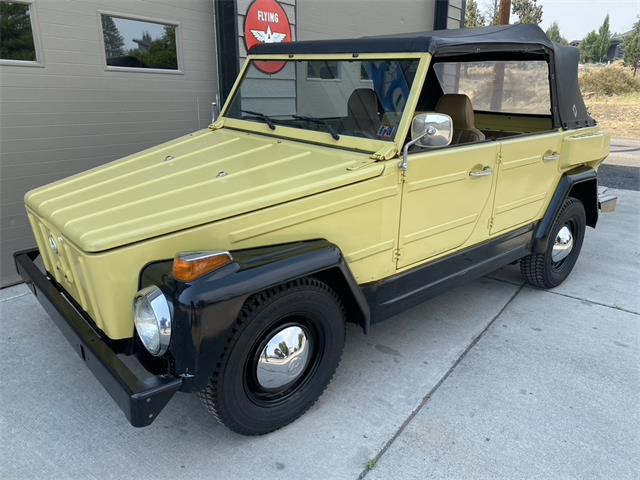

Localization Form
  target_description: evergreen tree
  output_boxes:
[581,31,601,63]
[596,15,612,63]
[101,16,125,58]
[546,22,569,45]
[465,0,486,28]
[512,0,543,25]
[623,17,640,76]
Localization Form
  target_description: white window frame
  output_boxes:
[97,10,184,75]
[0,0,45,67]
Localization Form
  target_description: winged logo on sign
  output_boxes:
[251,25,287,43]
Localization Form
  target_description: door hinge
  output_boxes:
[393,248,403,262]
[496,152,503,165]
[488,217,494,230]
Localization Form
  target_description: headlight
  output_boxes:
[134,286,171,356]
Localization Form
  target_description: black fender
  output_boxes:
[532,166,598,254]
[139,240,369,392]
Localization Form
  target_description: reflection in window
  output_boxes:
[0,2,37,61]
[101,15,178,70]
[307,61,339,80]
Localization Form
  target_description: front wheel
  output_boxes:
[199,278,345,435]
[520,197,586,289]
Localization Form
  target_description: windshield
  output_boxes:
[224,59,420,142]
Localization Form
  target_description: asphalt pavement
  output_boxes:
[0,166,638,479]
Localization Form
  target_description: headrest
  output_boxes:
[435,94,476,130]
[347,89,380,120]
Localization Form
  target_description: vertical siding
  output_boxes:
[0,0,218,286]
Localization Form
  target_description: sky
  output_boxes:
[529,0,639,41]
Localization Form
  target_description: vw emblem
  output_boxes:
[48,234,59,256]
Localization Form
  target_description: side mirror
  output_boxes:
[411,112,453,148]
[400,113,453,171]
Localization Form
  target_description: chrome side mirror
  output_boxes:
[400,113,453,171]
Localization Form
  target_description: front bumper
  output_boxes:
[14,248,182,427]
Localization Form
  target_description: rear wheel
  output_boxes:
[199,278,345,435]
[520,197,586,289]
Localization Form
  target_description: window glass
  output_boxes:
[434,61,551,115]
[306,61,339,79]
[226,59,419,144]
[0,2,36,61]
[101,15,178,70]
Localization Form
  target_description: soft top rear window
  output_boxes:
[433,61,551,116]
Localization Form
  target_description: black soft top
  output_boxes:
[251,24,593,130]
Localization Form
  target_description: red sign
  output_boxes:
[244,0,292,74]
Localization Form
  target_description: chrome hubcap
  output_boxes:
[256,325,311,390]
[552,225,574,263]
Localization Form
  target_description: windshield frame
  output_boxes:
[217,53,430,154]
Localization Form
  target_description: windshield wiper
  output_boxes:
[292,114,340,140]
[240,109,276,130]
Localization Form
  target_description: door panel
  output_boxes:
[397,142,498,268]
[491,132,562,234]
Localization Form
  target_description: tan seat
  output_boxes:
[435,94,485,144]
[346,89,381,137]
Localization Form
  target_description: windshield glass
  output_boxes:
[225,59,420,142]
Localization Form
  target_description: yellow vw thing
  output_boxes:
[15,25,616,435]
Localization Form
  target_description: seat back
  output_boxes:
[435,94,485,144]
[346,89,381,136]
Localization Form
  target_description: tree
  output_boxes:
[484,0,501,26]
[581,30,601,63]
[101,16,125,58]
[546,22,569,45]
[512,0,543,25]
[623,17,640,76]
[596,14,612,62]
[465,0,486,28]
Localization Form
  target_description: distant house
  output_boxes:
[570,30,632,63]
[608,30,632,61]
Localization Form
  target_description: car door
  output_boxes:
[397,142,499,269]
[490,132,563,234]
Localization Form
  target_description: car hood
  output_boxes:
[25,128,384,252]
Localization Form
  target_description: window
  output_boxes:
[360,64,370,80]
[100,14,178,70]
[306,61,339,80]
[433,61,551,115]
[226,59,420,144]
[0,1,37,62]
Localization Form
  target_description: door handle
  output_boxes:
[543,152,560,162]
[469,166,493,178]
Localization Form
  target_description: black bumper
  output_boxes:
[14,248,182,427]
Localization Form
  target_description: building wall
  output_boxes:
[0,0,218,286]
[1,0,463,287]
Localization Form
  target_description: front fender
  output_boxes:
[139,240,368,391]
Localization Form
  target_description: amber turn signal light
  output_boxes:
[172,251,233,282]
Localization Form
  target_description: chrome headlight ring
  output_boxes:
[133,285,172,356]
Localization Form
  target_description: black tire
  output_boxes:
[199,277,345,435]
[520,196,586,289]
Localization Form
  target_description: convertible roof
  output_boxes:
[250,24,594,130]
[250,24,554,56]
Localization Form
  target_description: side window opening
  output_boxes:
[418,60,554,142]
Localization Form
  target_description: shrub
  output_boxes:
[579,65,640,96]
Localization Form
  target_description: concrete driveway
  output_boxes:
[1,188,638,480]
